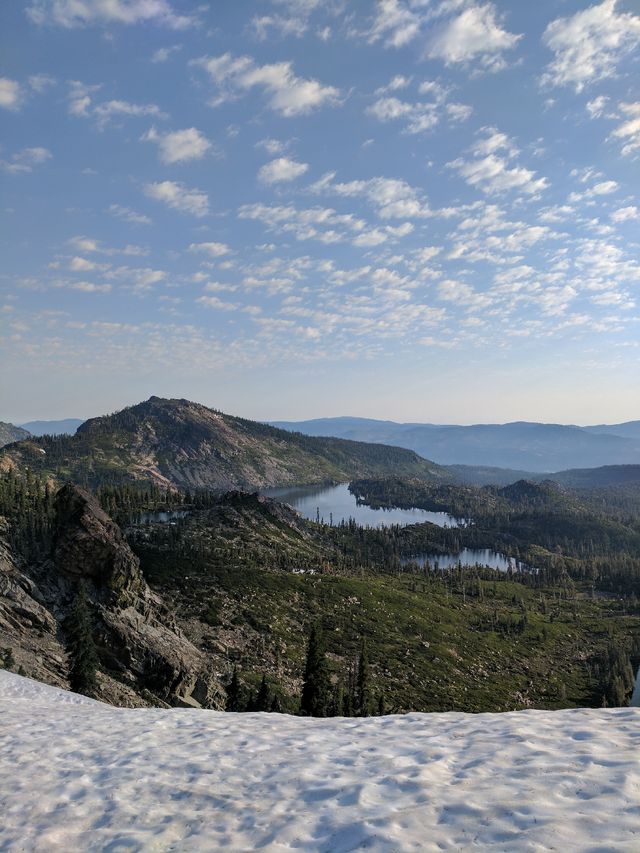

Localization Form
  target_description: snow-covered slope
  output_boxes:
[2,671,640,852]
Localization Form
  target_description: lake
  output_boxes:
[401,548,531,573]
[262,482,465,529]
[134,509,192,524]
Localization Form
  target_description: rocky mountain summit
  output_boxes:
[0,483,224,709]
[0,396,447,491]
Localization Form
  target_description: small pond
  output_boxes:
[133,509,192,524]
[401,548,532,573]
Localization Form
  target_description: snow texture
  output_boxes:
[2,670,640,851]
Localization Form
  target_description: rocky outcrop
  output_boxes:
[0,486,225,710]
[0,518,68,689]
[54,484,145,606]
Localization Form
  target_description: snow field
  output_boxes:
[2,671,640,851]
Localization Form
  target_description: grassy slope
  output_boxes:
[131,498,640,714]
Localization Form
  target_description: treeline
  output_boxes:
[0,471,56,560]
[225,626,384,717]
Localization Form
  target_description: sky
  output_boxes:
[1,0,639,425]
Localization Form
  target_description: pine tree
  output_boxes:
[225,667,243,712]
[255,673,270,712]
[66,584,99,696]
[356,638,370,716]
[300,624,331,717]
[2,647,15,671]
[269,693,283,713]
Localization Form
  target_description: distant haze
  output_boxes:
[19,419,84,437]
[271,417,640,473]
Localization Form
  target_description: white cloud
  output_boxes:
[28,74,56,93]
[586,95,609,118]
[611,206,639,222]
[426,3,521,72]
[144,181,209,217]
[58,280,111,293]
[367,79,471,134]
[258,157,309,184]
[375,75,413,95]
[250,14,308,40]
[542,0,640,91]
[69,256,98,272]
[108,204,152,225]
[68,236,101,253]
[67,81,98,116]
[447,102,474,122]
[106,265,167,294]
[591,180,618,195]
[94,100,166,126]
[68,82,165,126]
[188,242,231,257]
[368,96,440,133]
[368,0,421,48]
[310,172,431,219]
[448,129,548,196]
[196,295,239,311]
[193,53,340,116]
[27,0,193,29]
[151,45,181,63]
[142,127,213,163]
[0,78,24,110]
[1,146,52,174]
[610,102,640,156]
[256,138,286,155]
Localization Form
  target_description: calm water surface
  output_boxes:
[134,509,192,524]
[402,548,531,573]
[262,483,465,528]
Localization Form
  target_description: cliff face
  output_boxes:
[53,484,145,605]
[0,485,225,710]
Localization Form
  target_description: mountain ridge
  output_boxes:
[270,416,640,472]
[0,422,31,449]
[0,396,448,491]
[19,418,84,436]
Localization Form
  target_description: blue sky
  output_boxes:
[1,0,639,424]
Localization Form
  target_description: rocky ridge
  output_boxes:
[0,484,224,709]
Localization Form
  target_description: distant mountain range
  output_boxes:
[270,417,640,473]
[0,397,447,490]
[18,419,84,436]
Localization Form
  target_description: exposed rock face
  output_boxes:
[54,484,145,606]
[0,421,30,449]
[0,518,68,689]
[1,486,225,710]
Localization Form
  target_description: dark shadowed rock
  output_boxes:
[54,483,144,605]
[1,484,225,709]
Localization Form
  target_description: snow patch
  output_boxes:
[2,671,640,851]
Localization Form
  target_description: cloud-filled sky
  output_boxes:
[1,0,639,424]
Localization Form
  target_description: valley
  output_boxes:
[2,396,640,716]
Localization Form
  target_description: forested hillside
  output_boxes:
[0,397,448,491]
